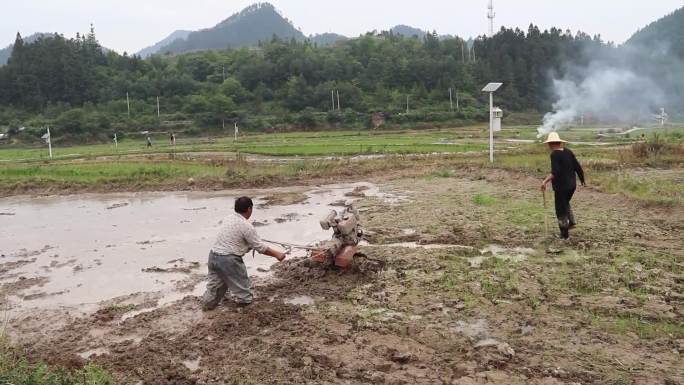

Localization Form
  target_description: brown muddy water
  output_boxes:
[0,183,395,318]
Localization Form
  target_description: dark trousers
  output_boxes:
[554,188,576,238]
[202,251,253,310]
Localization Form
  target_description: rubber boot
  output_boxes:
[568,208,576,229]
[558,217,570,239]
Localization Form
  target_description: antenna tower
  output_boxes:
[487,0,496,37]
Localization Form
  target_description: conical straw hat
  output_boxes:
[543,132,567,143]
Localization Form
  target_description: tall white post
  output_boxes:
[336,89,340,111]
[47,127,52,159]
[331,90,335,111]
[406,95,409,114]
[126,92,130,118]
[449,88,453,112]
[157,96,160,118]
[114,133,118,149]
[234,122,239,141]
[489,92,494,163]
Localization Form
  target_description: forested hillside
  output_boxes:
[0,33,55,65]
[627,6,684,58]
[309,33,347,47]
[159,3,305,55]
[390,25,428,39]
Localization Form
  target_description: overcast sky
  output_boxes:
[2,0,683,53]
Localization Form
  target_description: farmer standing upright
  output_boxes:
[541,132,586,239]
[202,197,287,310]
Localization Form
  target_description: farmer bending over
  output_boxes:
[541,132,586,239]
[202,197,287,310]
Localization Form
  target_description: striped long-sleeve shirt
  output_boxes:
[212,212,268,257]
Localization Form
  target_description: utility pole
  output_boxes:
[113,133,118,149]
[456,90,460,111]
[331,90,335,111]
[156,96,160,118]
[336,89,341,111]
[449,88,453,112]
[126,92,131,118]
[406,95,410,114]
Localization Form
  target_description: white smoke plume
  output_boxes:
[537,66,666,138]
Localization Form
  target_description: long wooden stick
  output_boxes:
[543,189,549,237]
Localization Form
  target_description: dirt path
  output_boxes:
[4,169,683,385]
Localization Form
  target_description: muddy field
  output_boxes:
[1,168,683,385]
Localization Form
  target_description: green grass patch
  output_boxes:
[429,169,454,178]
[503,200,544,227]
[0,336,113,385]
[611,317,684,339]
[0,162,223,185]
[592,315,684,340]
[472,193,497,206]
[592,172,683,205]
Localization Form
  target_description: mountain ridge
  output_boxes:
[626,6,684,57]
[137,30,191,57]
[157,3,305,55]
[0,32,54,65]
[141,3,440,56]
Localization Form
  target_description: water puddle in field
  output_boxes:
[469,245,536,267]
[78,347,110,359]
[449,319,489,340]
[284,295,315,306]
[363,242,534,267]
[367,242,474,250]
[182,358,201,371]
[0,182,388,319]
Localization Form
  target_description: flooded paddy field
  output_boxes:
[0,183,401,316]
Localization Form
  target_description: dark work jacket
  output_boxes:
[550,149,585,191]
